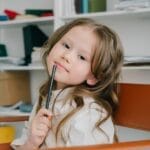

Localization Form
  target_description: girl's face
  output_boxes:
[47,26,97,89]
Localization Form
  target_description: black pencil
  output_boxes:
[45,64,57,109]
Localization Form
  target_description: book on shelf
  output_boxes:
[25,9,53,17]
[74,0,84,14]
[83,0,89,13]
[63,0,106,16]
[89,0,106,13]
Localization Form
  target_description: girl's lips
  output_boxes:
[55,62,69,72]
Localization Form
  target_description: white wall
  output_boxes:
[96,17,150,57]
[0,0,54,13]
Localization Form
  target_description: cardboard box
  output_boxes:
[0,71,31,106]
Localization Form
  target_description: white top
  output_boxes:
[11,88,115,149]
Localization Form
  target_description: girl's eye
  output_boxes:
[79,55,86,61]
[63,43,70,49]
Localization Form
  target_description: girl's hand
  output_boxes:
[26,108,52,149]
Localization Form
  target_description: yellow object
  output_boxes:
[0,126,15,144]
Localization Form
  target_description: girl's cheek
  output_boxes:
[46,55,51,70]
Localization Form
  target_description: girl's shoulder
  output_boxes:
[83,96,107,114]
[73,96,108,122]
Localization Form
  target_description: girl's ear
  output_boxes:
[86,74,98,86]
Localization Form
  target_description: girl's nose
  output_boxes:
[62,50,74,63]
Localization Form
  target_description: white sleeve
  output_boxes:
[66,104,115,146]
[11,100,39,149]
[11,122,29,149]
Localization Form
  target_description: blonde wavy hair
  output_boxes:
[38,18,124,143]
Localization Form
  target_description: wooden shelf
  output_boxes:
[0,109,30,122]
[61,8,150,20]
[123,65,150,70]
[0,115,29,122]
[0,57,44,71]
[0,64,44,71]
[0,16,54,28]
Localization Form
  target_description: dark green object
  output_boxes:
[0,44,7,56]
[25,9,53,16]
[89,0,106,12]
[23,25,48,65]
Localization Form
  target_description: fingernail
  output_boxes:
[48,115,52,120]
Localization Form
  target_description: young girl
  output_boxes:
[11,18,124,149]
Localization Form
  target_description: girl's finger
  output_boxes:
[37,108,52,118]
[36,122,50,131]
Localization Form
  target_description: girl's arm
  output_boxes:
[14,108,52,150]
[14,140,38,150]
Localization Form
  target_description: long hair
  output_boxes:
[38,18,124,143]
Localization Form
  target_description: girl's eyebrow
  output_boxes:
[63,36,92,58]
